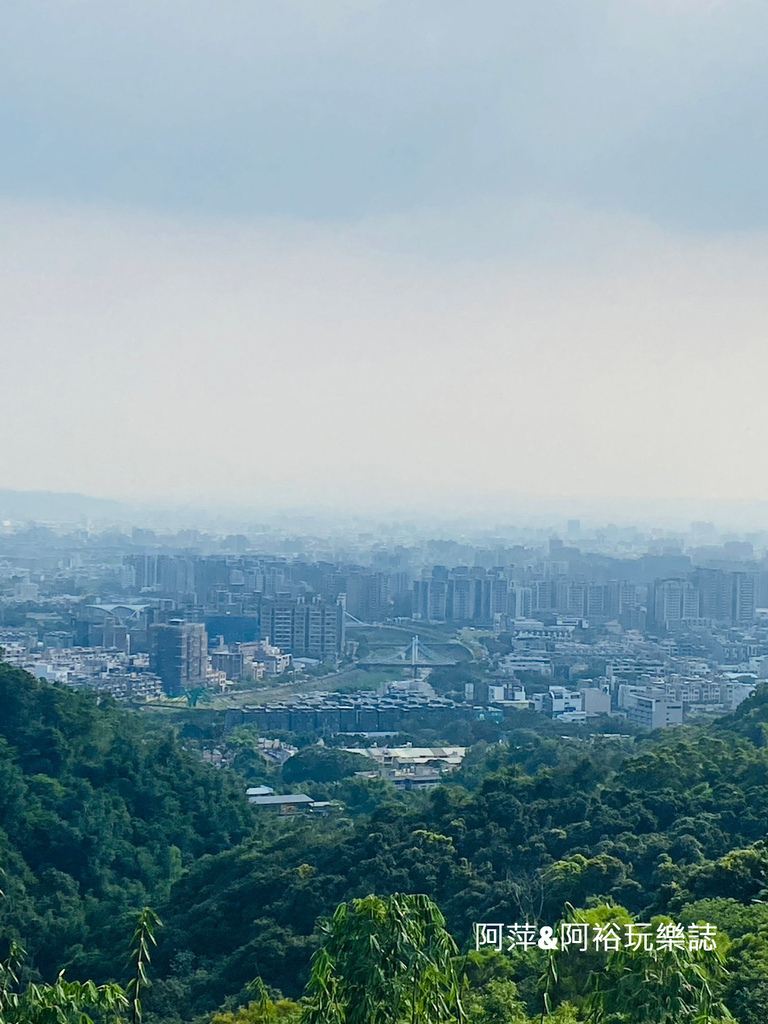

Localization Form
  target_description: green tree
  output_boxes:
[212,979,301,1023]
[282,748,371,786]
[301,894,463,1024]
[545,903,634,1011]
[585,916,733,1024]
[464,977,530,1024]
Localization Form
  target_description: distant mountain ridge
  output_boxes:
[0,488,129,523]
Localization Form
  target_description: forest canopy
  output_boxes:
[3,662,768,1022]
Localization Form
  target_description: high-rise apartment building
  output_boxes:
[613,580,638,615]
[413,575,448,621]
[448,575,476,621]
[695,568,728,621]
[259,596,344,660]
[651,579,700,626]
[414,567,512,623]
[531,580,554,612]
[345,571,390,622]
[732,571,758,623]
[149,619,208,696]
[693,568,758,624]
[486,575,512,618]
[510,585,533,619]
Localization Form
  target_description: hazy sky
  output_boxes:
[2,0,768,513]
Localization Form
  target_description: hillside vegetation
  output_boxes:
[4,661,768,1021]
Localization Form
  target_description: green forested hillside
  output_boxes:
[0,663,251,986]
[153,728,768,1015]
[4,661,768,1022]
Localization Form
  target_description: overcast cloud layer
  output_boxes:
[1,1,767,514]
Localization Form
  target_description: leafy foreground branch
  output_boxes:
[0,894,739,1024]
[228,895,734,1024]
[0,940,127,1024]
[0,905,161,1024]
[128,908,163,1024]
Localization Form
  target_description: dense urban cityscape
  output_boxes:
[2,511,765,741]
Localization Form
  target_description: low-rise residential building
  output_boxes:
[244,639,292,676]
[533,686,583,718]
[247,793,316,814]
[246,785,275,798]
[499,652,554,677]
[618,685,684,729]
[626,693,683,730]
[344,744,467,789]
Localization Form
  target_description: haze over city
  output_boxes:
[3,1,768,516]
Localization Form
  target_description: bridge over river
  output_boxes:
[356,634,464,672]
